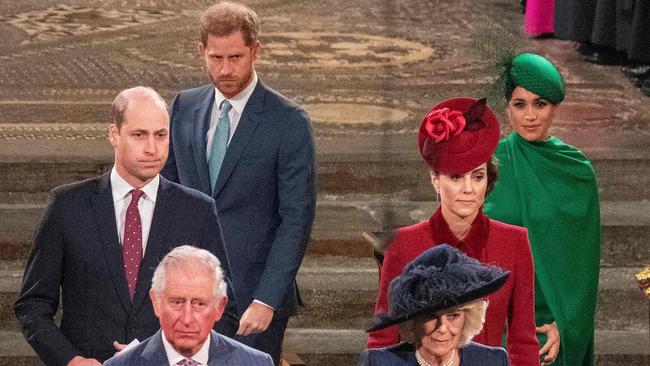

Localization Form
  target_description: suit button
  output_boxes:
[129,326,136,332]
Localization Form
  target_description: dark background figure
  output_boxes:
[14,87,234,366]
[161,2,316,364]
[553,0,597,49]
[553,0,650,95]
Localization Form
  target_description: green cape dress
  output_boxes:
[484,132,600,366]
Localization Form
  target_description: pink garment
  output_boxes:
[525,0,554,35]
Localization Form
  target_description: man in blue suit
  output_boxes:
[104,245,272,366]
[14,87,236,366]
[161,2,316,364]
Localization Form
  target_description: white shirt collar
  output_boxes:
[213,70,258,115]
[161,330,211,366]
[110,167,159,203]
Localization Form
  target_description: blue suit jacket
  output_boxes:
[359,342,509,366]
[14,173,234,365]
[104,330,273,366]
[162,81,316,318]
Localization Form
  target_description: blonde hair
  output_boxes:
[398,299,488,347]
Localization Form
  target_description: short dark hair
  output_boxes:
[111,86,167,129]
[486,155,499,196]
[200,2,260,46]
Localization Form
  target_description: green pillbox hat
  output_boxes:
[510,53,565,104]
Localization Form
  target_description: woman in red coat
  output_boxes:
[367,97,539,366]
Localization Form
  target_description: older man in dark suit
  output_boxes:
[161,2,316,364]
[104,245,272,366]
[14,87,235,366]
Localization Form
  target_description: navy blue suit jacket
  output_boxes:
[359,342,509,366]
[162,81,316,318]
[104,329,273,366]
[14,173,234,365]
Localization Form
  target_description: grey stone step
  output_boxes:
[318,154,650,202]
[314,199,650,266]
[2,260,646,335]
[284,329,650,366]
[0,153,648,202]
[4,329,646,366]
[291,261,649,332]
[2,199,648,265]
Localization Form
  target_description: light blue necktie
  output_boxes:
[208,99,232,192]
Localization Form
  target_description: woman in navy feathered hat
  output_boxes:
[368,98,538,365]
[361,245,510,366]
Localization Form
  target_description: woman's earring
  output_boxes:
[434,188,440,207]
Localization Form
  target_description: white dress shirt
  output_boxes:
[161,330,210,366]
[110,168,159,254]
[205,71,258,161]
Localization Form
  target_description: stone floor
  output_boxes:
[0,0,649,365]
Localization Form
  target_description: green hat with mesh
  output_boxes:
[508,53,565,104]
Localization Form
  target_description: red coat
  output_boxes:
[368,209,539,366]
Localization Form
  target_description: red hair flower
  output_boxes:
[423,108,466,143]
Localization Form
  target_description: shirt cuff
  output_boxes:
[253,299,275,311]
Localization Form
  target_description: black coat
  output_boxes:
[14,173,234,365]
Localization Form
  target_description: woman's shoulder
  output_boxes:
[461,342,508,365]
[487,218,528,236]
[388,221,432,247]
[359,343,416,366]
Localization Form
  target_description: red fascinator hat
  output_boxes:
[418,97,500,174]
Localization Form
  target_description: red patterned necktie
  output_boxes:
[123,189,144,301]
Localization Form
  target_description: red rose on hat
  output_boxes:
[423,108,467,143]
[418,97,501,174]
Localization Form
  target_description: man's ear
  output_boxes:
[150,290,161,318]
[198,42,205,58]
[250,40,260,61]
[108,123,119,147]
[213,296,228,323]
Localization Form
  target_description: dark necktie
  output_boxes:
[123,189,144,301]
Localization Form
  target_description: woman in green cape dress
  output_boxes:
[483,53,600,366]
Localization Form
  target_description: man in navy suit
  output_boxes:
[14,87,235,366]
[161,2,316,364]
[104,245,272,366]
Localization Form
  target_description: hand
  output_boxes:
[236,302,274,336]
[536,321,560,365]
[67,356,102,366]
[113,340,127,354]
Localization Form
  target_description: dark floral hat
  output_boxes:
[418,97,501,174]
[366,244,509,332]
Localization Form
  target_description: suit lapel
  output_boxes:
[91,172,132,313]
[132,177,175,311]
[141,330,170,363]
[208,330,235,363]
[212,81,266,198]
[192,87,216,195]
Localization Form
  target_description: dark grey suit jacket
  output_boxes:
[162,81,316,319]
[104,330,273,366]
[14,173,234,365]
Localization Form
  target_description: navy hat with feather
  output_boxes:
[366,244,509,332]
